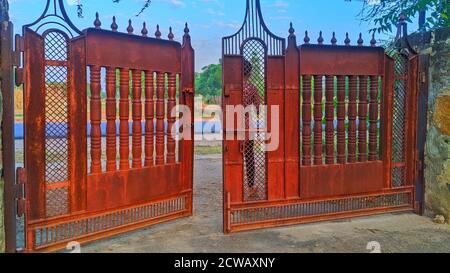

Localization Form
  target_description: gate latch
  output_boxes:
[239,141,245,154]
[15,168,26,218]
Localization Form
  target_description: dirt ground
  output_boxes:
[80,153,450,253]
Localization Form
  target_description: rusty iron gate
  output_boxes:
[9,0,195,252]
[222,0,420,233]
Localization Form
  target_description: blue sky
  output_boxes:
[9,0,398,71]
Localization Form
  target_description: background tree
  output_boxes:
[195,63,222,103]
[347,0,449,33]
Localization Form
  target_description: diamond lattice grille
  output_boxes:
[44,31,69,217]
[392,53,408,187]
[242,39,267,202]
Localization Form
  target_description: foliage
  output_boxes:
[351,0,449,33]
[195,63,222,103]
[76,0,152,17]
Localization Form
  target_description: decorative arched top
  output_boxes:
[222,0,285,56]
[23,0,82,38]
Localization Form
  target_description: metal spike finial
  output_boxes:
[395,13,409,42]
[184,22,190,36]
[357,33,364,46]
[141,22,148,37]
[317,31,324,45]
[155,24,162,39]
[111,16,118,32]
[127,19,134,34]
[183,22,192,46]
[304,31,310,44]
[331,32,337,45]
[370,32,377,47]
[288,22,295,37]
[94,12,101,29]
[168,27,174,40]
[344,32,351,46]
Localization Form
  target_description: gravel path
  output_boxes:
[79,155,450,253]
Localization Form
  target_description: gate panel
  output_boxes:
[19,1,194,252]
[223,0,418,233]
[299,45,386,199]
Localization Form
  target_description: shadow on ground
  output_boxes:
[79,154,450,253]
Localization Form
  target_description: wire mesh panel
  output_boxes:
[392,52,409,187]
[242,39,267,202]
[43,30,69,217]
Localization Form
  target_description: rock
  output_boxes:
[434,96,450,136]
[433,215,446,224]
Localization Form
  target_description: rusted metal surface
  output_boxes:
[415,54,430,215]
[222,0,419,234]
[1,20,17,253]
[18,0,194,252]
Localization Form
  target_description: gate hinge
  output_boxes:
[13,34,24,86]
[15,167,26,218]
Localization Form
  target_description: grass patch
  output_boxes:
[195,145,222,155]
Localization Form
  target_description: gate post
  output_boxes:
[415,54,430,215]
[181,23,195,215]
[284,23,300,199]
[1,19,16,253]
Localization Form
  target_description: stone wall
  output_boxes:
[411,27,450,222]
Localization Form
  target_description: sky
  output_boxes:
[8,0,399,71]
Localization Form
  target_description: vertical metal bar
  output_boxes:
[68,36,87,214]
[337,76,346,164]
[89,65,102,173]
[358,76,368,162]
[369,76,379,161]
[144,71,154,167]
[382,55,394,189]
[105,67,117,171]
[167,73,176,164]
[415,54,429,214]
[302,75,312,166]
[1,20,16,253]
[119,68,130,170]
[348,76,357,163]
[155,72,165,165]
[313,75,323,165]
[325,75,334,164]
[132,70,142,168]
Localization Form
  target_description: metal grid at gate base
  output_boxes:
[230,192,412,226]
[392,52,409,188]
[242,39,267,202]
[32,195,187,250]
[44,30,69,217]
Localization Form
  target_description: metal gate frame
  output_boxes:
[222,0,422,233]
[2,0,195,252]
